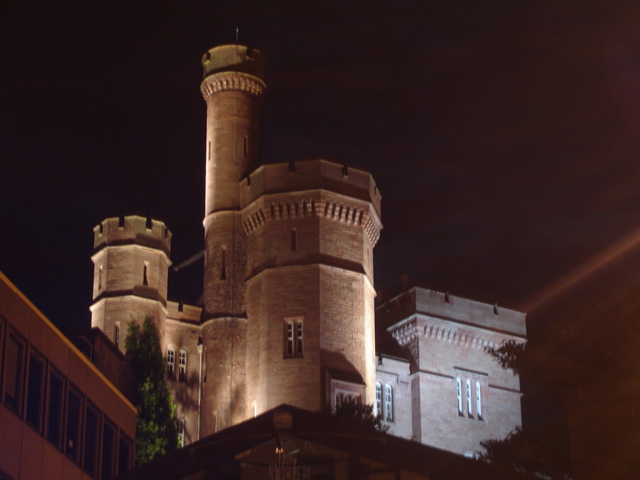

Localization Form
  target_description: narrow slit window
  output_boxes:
[476,381,482,420]
[456,378,463,416]
[220,248,226,280]
[466,379,473,417]
[143,262,149,286]
[114,323,120,347]
[285,322,294,357]
[98,265,103,290]
[291,228,297,251]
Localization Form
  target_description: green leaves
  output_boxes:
[125,317,178,465]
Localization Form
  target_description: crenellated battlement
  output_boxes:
[93,215,172,255]
[239,159,381,216]
[379,287,526,338]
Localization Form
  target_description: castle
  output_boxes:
[88,44,525,457]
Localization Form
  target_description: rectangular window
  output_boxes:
[83,403,99,476]
[177,418,185,448]
[466,379,473,417]
[283,319,304,358]
[3,330,25,414]
[476,381,483,420]
[375,383,382,417]
[290,228,297,251]
[179,350,187,382]
[456,378,463,416]
[26,350,46,431]
[114,323,120,348]
[101,419,116,480]
[66,386,83,463]
[167,348,175,380]
[46,369,65,449]
[118,434,133,474]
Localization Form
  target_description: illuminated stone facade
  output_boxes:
[89,44,524,457]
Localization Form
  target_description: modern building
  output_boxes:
[0,270,136,480]
[88,44,526,457]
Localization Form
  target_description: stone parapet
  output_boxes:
[93,215,171,255]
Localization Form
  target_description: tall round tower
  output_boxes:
[200,45,265,433]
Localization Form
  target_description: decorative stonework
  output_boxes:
[241,198,381,247]
[201,72,265,100]
[392,321,418,347]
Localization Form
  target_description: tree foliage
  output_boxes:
[479,427,570,480]
[330,396,389,433]
[125,317,178,465]
[481,340,571,479]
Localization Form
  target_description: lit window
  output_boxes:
[466,379,472,417]
[179,350,187,382]
[177,418,185,447]
[375,382,382,417]
[384,384,393,421]
[167,348,175,380]
[284,319,303,358]
[476,380,482,420]
[456,378,463,416]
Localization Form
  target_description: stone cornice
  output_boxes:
[241,197,381,247]
[201,72,265,100]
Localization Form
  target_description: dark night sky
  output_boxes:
[4,1,640,390]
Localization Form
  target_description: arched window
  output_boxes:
[466,379,472,417]
[375,382,382,417]
[476,380,482,419]
[179,349,187,382]
[167,347,175,380]
[384,384,393,421]
[456,378,463,415]
[177,418,185,448]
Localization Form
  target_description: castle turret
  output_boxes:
[90,216,172,351]
[241,160,382,418]
[200,45,265,432]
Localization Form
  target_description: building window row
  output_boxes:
[456,377,483,420]
[0,318,134,478]
[283,319,303,358]
[375,382,394,421]
[167,347,187,382]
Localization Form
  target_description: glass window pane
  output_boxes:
[83,404,99,476]
[46,371,64,448]
[3,332,24,413]
[26,352,45,430]
[101,420,116,480]
[66,388,82,463]
[118,435,132,474]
